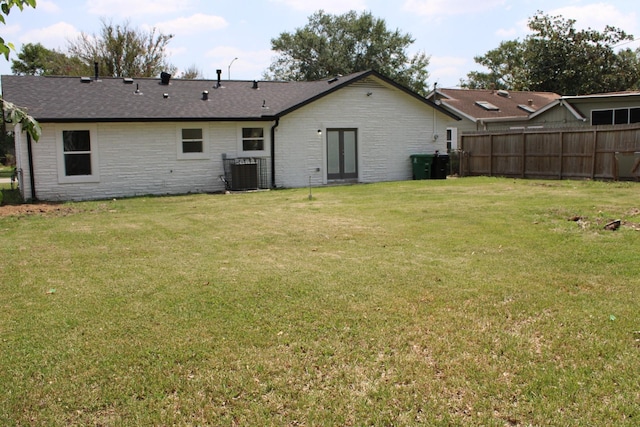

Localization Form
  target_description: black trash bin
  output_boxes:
[431,152,449,179]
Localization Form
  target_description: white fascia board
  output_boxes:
[438,102,479,123]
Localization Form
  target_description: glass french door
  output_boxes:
[327,129,358,180]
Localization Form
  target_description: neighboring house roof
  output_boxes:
[1,70,458,123]
[427,88,563,123]
[561,91,640,101]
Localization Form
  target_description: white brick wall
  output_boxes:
[21,121,272,201]
[274,77,450,188]
[17,76,451,201]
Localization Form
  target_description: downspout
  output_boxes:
[432,83,437,148]
[270,118,279,188]
[26,132,36,201]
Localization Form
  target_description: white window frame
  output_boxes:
[446,127,458,151]
[237,125,270,157]
[176,125,210,160]
[56,124,100,184]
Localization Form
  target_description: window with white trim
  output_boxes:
[57,125,99,183]
[63,130,92,175]
[182,128,203,153]
[177,126,209,159]
[242,127,264,151]
[446,127,458,151]
[237,126,269,156]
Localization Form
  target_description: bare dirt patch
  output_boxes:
[0,203,79,217]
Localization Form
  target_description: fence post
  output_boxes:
[559,131,564,179]
[521,132,526,178]
[591,129,597,179]
[489,134,493,177]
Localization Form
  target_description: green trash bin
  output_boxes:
[410,154,435,180]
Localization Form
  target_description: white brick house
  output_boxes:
[3,70,459,201]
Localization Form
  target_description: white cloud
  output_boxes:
[36,0,61,13]
[495,27,517,38]
[497,5,638,46]
[154,14,229,36]
[430,56,466,68]
[86,0,196,17]
[495,17,529,39]
[19,22,80,51]
[269,0,368,14]
[429,56,468,87]
[203,46,274,80]
[549,3,637,34]
[165,46,188,58]
[3,24,22,40]
[402,0,506,17]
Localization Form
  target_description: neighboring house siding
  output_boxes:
[439,104,587,150]
[275,78,449,188]
[528,106,585,128]
[20,121,272,201]
[570,99,640,125]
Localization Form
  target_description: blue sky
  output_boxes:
[1,0,638,88]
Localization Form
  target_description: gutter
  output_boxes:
[26,132,36,201]
[270,118,279,188]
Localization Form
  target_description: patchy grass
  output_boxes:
[1,177,639,425]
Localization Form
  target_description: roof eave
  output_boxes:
[562,92,640,100]
[34,116,278,123]
[436,102,479,123]
[275,70,461,121]
[480,115,531,123]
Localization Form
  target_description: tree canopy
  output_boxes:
[265,10,430,95]
[0,0,36,60]
[11,42,90,76]
[462,12,640,95]
[68,20,175,78]
[1,0,40,142]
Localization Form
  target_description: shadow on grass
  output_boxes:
[0,187,23,205]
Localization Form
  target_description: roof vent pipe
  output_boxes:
[202,90,209,101]
[253,80,259,89]
[216,69,222,88]
[160,71,171,85]
[94,62,99,81]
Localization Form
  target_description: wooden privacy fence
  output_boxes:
[460,124,640,180]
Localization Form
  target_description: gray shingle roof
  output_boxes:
[1,71,373,122]
[2,70,455,122]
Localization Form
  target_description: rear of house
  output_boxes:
[3,70,458,201]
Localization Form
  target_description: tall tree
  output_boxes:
[265,10,430,95]
[11,42,90,76]
[1,0,40,142]
[0,0,36,60]
[463,11,640,95]
[461,40,527,90]
[68,20,175,78]
[179,64,203,79]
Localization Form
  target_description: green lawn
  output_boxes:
[1,177,639,426]
[0,165,14,178]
